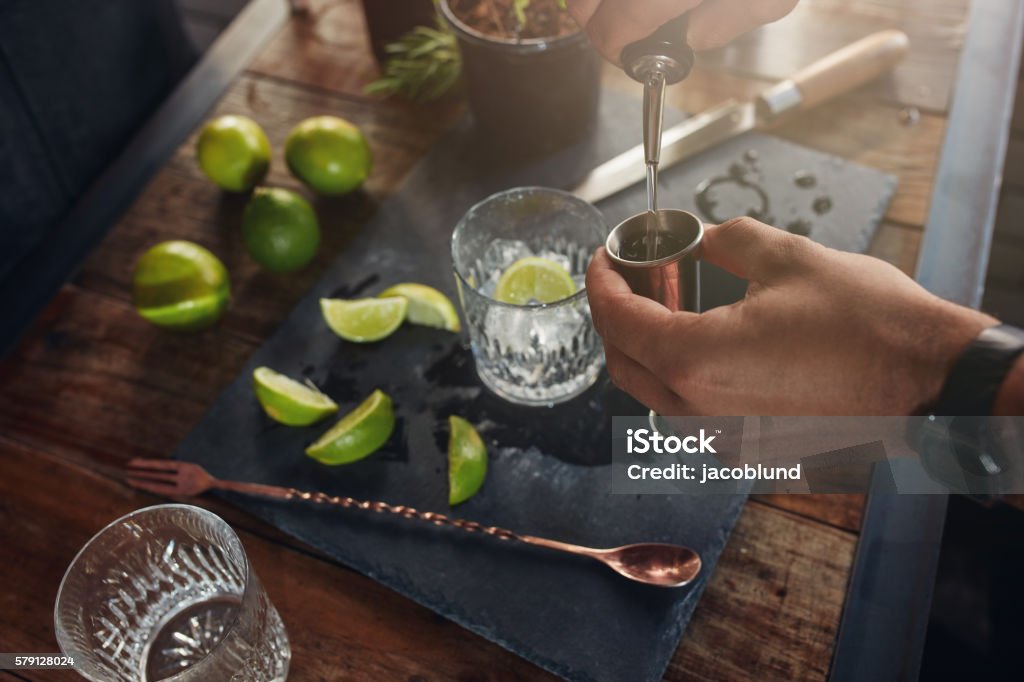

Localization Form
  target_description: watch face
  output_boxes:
[916,415,1022,495]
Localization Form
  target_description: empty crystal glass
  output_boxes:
[54,504,290,681]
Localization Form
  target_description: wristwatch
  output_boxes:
[929,324,1024,416]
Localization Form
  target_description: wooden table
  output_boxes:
[0,0,1015,679]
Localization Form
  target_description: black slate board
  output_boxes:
[175,91,895,682]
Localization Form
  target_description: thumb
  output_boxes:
[687,0,799,51]
[702,217,812,282]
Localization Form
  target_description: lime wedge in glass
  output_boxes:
[306,389,395,465]
[378,283,461,332]
[448,415,487,505]
[494,256,576,305]
[320,297,407,342]
[252,366,337,426]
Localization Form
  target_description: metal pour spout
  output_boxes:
[621,13,696,167]
[621,12,696,169]
[644,70,667,164]
[620,13,696,258]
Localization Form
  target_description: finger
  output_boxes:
[687,0,799,51]
[605,344,689,415]
[586,247,696,365]
[701,217,814,282]
[585,0,703,63]
[563,0,601,29]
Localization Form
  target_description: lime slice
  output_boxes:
[252,366,337,426]
[448,415,487,506]
[306,389,395,465]
[379,283,461,332]
[494,256,576,305]
[320,297,407,342]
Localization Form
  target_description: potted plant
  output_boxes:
[360,0,439,65]
[438,0,601,158]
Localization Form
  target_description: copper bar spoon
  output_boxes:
[125,458,702,588]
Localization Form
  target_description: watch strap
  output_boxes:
[930,324,1024,416]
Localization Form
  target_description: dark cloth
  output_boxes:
[0,0,196,283]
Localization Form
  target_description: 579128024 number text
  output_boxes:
[0,654,76,669]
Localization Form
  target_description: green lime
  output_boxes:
[378,283,460,332]
[242,188,321,273]
[285,116,372,196]
[494,256,576,305]
[306,389,395,464]
[320,297,407,343]
[253,366,338,426]
[132,240,230,331]
[448,415,487,505]
[196,115,271,192]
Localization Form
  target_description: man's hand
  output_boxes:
[586,218,998,416]
[565,0,800,62]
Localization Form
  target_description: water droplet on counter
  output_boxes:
[793,170,817,188]
[786,219,812,236]
[743,149,760,163]
[695,175,772,225]
[899,107,920,126]
[812,196,833,215]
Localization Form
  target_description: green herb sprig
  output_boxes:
[364,21,461,101]
[366,0,569,102]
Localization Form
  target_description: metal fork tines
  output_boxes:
[126,458,216,497]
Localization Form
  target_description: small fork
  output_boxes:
[124,458,702,588]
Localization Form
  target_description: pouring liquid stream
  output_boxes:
[642,70,667,261]
[645,162,659,260]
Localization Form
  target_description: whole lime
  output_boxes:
[242,188,321,273]
[196,115,271,192]
[132,240,230,331]
[284,116,372,195]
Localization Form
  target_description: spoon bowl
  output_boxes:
[598,543,702,587]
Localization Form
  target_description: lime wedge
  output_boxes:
[136,294,226,330]
[448,415,487,505]
[379,283,461,332]
[306,389,395,465]
[252,366,337,426]
[320,297,407,342]
[494,256,576,305]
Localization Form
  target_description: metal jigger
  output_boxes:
[606,209,703,313]
[606,209,704,433]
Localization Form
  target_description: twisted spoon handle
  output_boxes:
[286,487,522,542]
[214,479,590,557]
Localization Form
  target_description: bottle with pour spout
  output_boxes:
[619,14,696,260]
